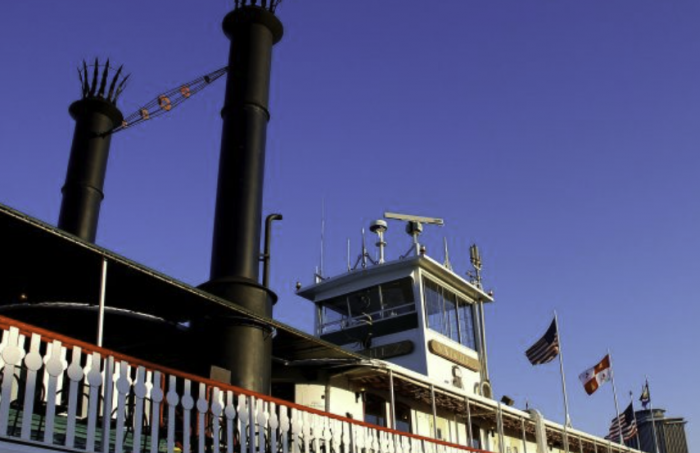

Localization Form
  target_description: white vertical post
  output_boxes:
[465,396,473,448]
[97,258,108,347]
[496,402,505,453]
[430,385,438,439]
[521,418,528,453]
[389,370,396,430]
[554,311,571,453]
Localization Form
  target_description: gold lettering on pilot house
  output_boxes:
[428,340,480,372]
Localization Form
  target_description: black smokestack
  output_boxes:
[58,59,127,242]
[199,2,283,394]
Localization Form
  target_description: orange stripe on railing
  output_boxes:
[0,315,491,453]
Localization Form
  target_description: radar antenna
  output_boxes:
[384,212,444,258]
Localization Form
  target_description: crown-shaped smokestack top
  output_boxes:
[59,58,126,243]
[77,58,130,105]
[234,0,282,13]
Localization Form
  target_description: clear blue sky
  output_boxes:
[1,0,697,448]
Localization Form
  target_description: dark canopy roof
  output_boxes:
[0,203,362,368]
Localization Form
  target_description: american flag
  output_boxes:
[525,319,559,365]
[605,402,638,443]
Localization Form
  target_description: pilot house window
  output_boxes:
[317,278,415,335]
[423,278,477,350]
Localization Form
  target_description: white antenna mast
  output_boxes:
[384,212,444,258]
[352,228,378,270]
[443,237,452,270]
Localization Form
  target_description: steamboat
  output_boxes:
[0,2,657,453]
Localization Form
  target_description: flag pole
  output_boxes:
[629,392,641,451]
[554,311,572,453]
[608,349,623,445]
[645,376,660,453]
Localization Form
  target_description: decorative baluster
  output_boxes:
[65,345,84,448]
[290,408,300,453]
[256,398,267,453]
[196,382,208,453]
[378,430,386,453]
[307,413,316,453]
[388,431,396,453]
[350,424,359,453]
[238,394,250,453]
[85,352,103,451]
[248,395,256,453]
[182,379,195,453]
[401,433,409,453]
[341,421,350,453]
[320,414,328,453]
[102,356,116,453]
[132,366,147,453]
[269,402,279,453]
[224,390,236,453]
[280,403,290,453]
[356,426,366,453]
[331,419,341,453]
[150,371,164,453]
[20,333,41,440]
[371,427,380,453]
[114,361,132,453]
[55,345,68,410]
[211,387,223,453]
[166,375,180,453]
[0,327,24,435]
[301,412,311,453]
[43,339,65,444]
[321,417,329,453]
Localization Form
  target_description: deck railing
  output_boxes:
[0,316,486,453]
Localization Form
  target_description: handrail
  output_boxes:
[0,315,490,453]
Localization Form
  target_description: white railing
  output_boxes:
[0,316,486,453]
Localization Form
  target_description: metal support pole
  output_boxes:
[430,385,438,439]
[97,258,107,347]
[554,312,572,453]
[465,396,473,448]
[521,418,528,453]
[629,392,641,451]
[478,301,490,384]
[645,377,661,453]
[608,350,624,446]
[497,402,505,453]
[388,370,396,430]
